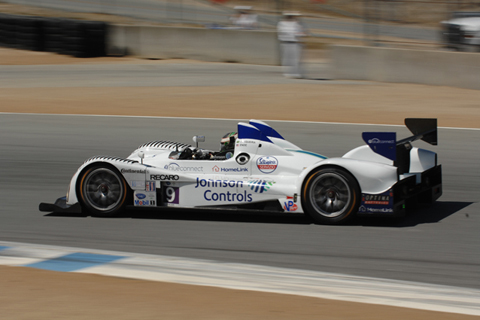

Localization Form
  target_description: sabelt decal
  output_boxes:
[146,181,155,192]
[257,156,278,174]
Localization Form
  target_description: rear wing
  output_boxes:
[362,118,438,162]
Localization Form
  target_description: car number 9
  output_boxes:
[165,186,176,203]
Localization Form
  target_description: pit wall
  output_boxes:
[108,25,280,65]
[332,45,480,90]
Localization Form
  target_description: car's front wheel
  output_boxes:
[77,164,129,217]
[302,167,360,225]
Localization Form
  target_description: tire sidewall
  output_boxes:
[77,164,129,217]
[302,167,360,225]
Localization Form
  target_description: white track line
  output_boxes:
[1,241,479,316]
[1,112,479,131]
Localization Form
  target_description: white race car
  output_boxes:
[40,119,442,225]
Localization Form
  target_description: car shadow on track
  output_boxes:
[128,207,314,225]
[356,201,473,228]
[44,207,313,225]
[44,201,472,227]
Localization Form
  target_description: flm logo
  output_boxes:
[256,156,278,174]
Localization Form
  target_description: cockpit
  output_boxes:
[168,132,237,161]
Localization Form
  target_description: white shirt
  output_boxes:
[277,20,305,42]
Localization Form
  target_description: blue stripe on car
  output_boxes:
[288,150,327,159]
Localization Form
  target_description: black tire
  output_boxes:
[83,21,107,57]
[302,167,360,225]
[77,164,129,217]
[43,18,62,53]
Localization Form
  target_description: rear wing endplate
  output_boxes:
[362,118,437,161]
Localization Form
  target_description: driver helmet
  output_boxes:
[220,132,238,152]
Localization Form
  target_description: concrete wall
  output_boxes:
[108,25,280,65]
[332,45,480,90]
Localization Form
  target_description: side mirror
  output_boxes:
[138,151,145,164]
[192,135,205,148]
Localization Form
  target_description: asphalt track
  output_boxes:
[0,62,331,88]
[0,113,479,291]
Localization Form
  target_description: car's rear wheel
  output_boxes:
[302,167,360,225]
[77,164,128,217]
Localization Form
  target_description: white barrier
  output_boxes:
[332,45,480,90]
[108,25,280,65]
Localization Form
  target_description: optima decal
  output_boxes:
[362,190,393,206]
[359,189,394,214]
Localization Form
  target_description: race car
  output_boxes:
[39,118,442,225]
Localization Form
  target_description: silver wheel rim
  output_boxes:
[309,172,351,218]
[82,168,124,212]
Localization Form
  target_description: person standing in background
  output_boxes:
[230,6,258,29]
[277,12,306,78]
